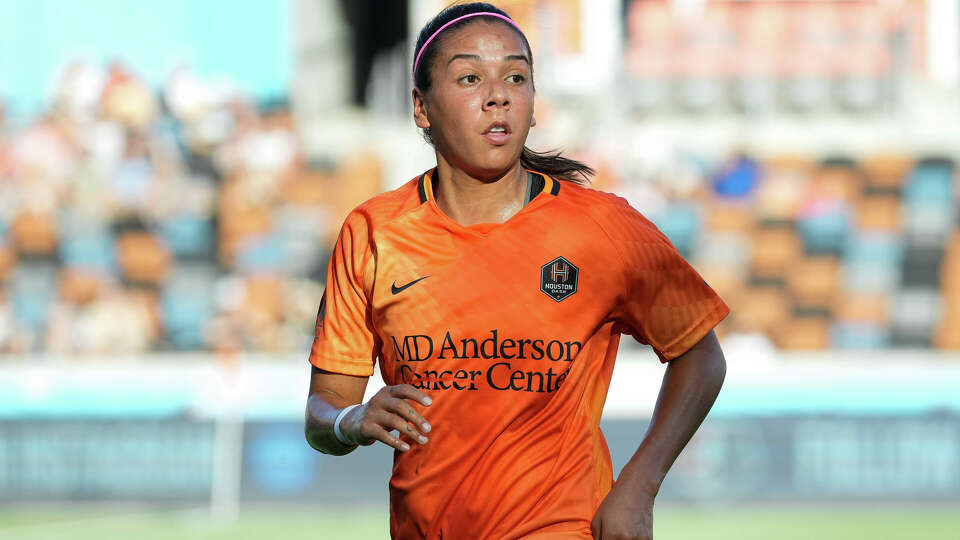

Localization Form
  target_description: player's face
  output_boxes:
[415,21,534,180]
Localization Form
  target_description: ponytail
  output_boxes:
[520,147,593,185]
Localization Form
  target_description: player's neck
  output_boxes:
[432,159,528,227]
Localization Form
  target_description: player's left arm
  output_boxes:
[591,329,726,540]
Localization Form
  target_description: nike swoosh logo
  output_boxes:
[391,276,431,295]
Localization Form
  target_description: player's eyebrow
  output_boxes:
[447,53,530,65]
[447,53,480,65]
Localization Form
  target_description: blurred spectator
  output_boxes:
[101,62,158,130]
[1,51,958,356]
[713,152,759,198]
[50,60,106,124]
[0,59,385,357]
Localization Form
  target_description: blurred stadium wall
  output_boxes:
[0,0,959,522]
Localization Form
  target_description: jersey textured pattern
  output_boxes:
[309,168,729,539]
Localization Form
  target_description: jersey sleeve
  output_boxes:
[604,197,729,362]
[308,210,379,376]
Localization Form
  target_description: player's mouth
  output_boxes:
[482,121,511,145]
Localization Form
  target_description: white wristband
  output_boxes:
[333,403,362,446]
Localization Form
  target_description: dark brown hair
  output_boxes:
[413,2,594,185]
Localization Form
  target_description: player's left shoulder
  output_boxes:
[552,178,630,210]
[552,180,666,247]
[553,179,645,220]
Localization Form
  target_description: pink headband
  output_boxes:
[413,12,525,80]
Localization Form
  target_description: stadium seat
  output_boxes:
[650,203,701,258]
[751,227,803,279]
[161,289,212,350]
[834,292,889,324]
[934,291,960,349]
[900,246,944,288]
[830,293,891,349]
[891,287,941,347]
[843,232,902,293]
[735,286,791,335]
[158,216,213,260]
[59,230,115,272]
[903,203,956,248]
[697,232,751,271]
[844,262,899,295]
[59,270,103,305]
[10,212,57,257]
[161,264,215,349]
[855,195,900,232]
[860,153,911,194]
[116,231,172,286]
[787,256,840,308]
[243,277,285,324]
[773,316,831,350]
[831,321,890,349]
[234,234,285,274]
[941,233,960,293]
[705,201,753,233]
[904,162,955,202]
[902,162,956,249]
[10,263,58,331]
[0,241,15,281]
[754,171,806,223]
[218,203,272,267]
[797,204,851,255]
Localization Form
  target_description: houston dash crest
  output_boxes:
[540,256,578,302]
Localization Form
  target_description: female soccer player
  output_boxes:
[304,3,728,539]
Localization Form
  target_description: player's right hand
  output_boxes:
[339,384,432,452]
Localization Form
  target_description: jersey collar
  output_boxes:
[417,168,560,205]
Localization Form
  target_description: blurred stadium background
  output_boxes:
[1,0,959,538]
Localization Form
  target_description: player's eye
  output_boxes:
[459,74,480,85]
[506,74,525,84]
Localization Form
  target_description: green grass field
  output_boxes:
[0,504,957,539]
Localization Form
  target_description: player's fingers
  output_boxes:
[362,423,412,452]
[383,410,429,445]
[389,384,433,407]
[383,396,431,434]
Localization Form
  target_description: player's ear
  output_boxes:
[413,89,431,130]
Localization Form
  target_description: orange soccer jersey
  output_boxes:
[309,168,729,539]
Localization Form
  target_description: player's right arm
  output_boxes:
[304,366,433,456]
[304,209,433,455]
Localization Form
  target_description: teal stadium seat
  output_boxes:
[651,203,701,258]
[234,234,285,274]
[161,292,212,350]
[831,321,891,349]
[798,205,851,255]
[843,232,902,293]
[11,264,58,333]
[159,216,213,259]
[902,161,957,247]
[59,231,116,272]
